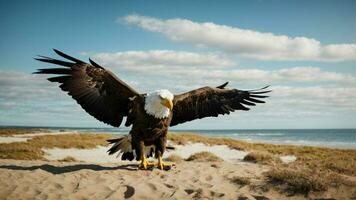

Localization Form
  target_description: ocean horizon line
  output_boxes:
[1,125,356,131]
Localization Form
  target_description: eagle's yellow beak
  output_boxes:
[161,99,173,111]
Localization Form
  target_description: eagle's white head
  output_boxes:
[144,89,174,119]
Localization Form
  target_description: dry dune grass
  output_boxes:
[164,154,184,163]
[243,151,281,165]
[0,128,44,136]
[265,166,354,195]
[58,156,77,162]
[267,167,328,194]
[169,133,356,175]
[168,132,356,194]
[230,176,251,186]
[186,151,223,162]
[0,133,113,160]
[168,132,246,150]
[30,134,112,149]
[0,142,44,160]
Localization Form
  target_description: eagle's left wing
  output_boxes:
[170,82,270,126]
[34,49,140,127]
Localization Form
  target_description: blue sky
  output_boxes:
[1,0,355,129]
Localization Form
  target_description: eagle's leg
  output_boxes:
[155,137,173,170]
[138,141,154,170]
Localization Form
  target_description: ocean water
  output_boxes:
[2,126,356,149]
[179,129,356,149]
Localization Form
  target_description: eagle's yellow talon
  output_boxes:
[158,162,172,170]
[139,156,154,169]
[157,156,173,170]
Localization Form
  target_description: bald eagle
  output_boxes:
[34,49,270,170]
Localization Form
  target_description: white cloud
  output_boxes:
[179,67,356,84]
[0,70,103,126]
[89,51,356,86]
[1,69,356,127]
[235,85,356,121]
[169,67,356,89]
[0,71,66,101]
[122,15,356,61]
[237,67,356,83]
[91,50,234,71]
[272,86,356,108]
[0,70,80,115]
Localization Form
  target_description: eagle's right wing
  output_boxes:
[34,49,139,127]
[170,82,270,126]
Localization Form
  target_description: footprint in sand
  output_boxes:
[184,188,225,198]
[205,175,213,181]
[164,183,174,189]
[124,185,135,199]
[184,189,195,195]
[147,182,158,191]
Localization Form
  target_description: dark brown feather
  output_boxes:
[171,84,270,126]
[34,49,140,127]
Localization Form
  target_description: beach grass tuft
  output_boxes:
[58,156,78,162]
[0,142,44,160]
[243,151,281,165]
[186,151,223,162]
[264,167,352,195]
[30,134,113,149]
[164,154,184,163]
[230,176,251,186]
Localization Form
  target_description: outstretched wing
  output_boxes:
[170,82,270,126]
[34,49,140,127]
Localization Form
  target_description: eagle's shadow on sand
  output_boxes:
[0,163,139,174]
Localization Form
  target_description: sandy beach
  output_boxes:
[0,159,270,200]
[0,129,355,200]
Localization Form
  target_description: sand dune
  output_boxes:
[1,130,355,199]
[0,159,275,200]
[2,159,350,200]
